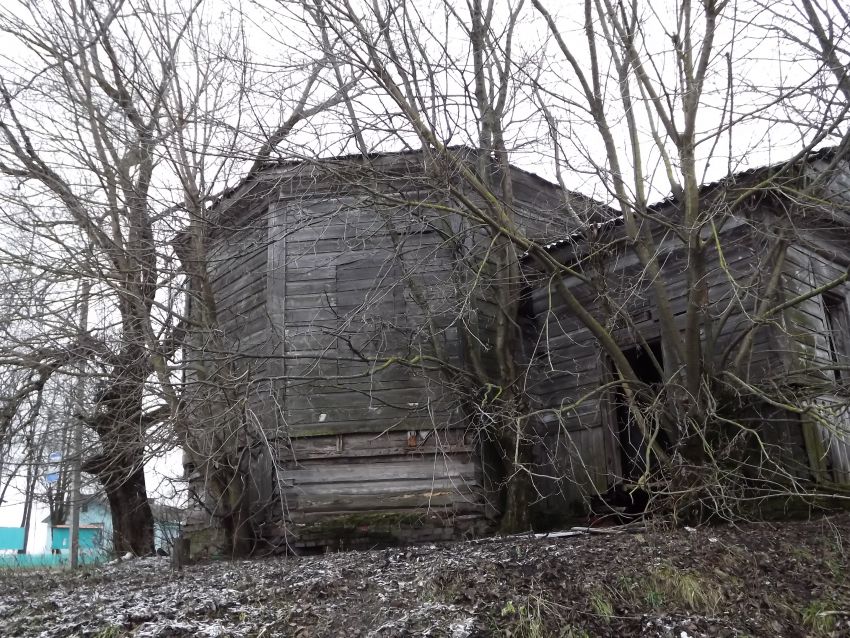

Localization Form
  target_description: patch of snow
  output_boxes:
[450,616,475,637]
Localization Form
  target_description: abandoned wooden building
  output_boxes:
[181,146,850,553]
[180,147,599,552]
[524,147,850,522]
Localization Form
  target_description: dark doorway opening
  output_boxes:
[824,294,849,383]
[614,340,665,482]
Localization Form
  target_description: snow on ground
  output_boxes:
[0,514,849,637]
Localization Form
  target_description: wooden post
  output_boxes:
[70,281,90,569]
[172,534,189,571]
[18,465,35,554]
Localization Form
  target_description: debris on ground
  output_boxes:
[1,515,848,636]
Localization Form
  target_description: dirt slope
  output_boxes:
[1,514,848,637]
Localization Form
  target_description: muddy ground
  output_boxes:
[1,514,849,637]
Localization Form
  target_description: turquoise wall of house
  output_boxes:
[0,527,25,551]
[80,502,113,547]
[48,502,113,554]
[50,527,103,551]
[48,501,181,554]
[0,551,105,570]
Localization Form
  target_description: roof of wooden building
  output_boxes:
[531,145,850,258]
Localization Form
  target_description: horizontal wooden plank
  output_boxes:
[286,492,484,515]
[287,415,464,437]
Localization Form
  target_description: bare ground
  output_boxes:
[1,514,849,637]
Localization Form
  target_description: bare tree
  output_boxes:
[1,0,848,561]
[0,0,237,554]
[0,0,353,557]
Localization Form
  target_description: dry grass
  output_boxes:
[636,563,724,613]
[802,601,840,636]
[588,588,615,622]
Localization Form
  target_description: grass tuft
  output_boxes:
[588,588,614,622]
[498,597,547,638]
[643,564,723,613]
[802,601,838,636]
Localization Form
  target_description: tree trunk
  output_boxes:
[82,332,156,556]
[84,442,155,556]
[220,479,254,558]
[501,470,532,533]
[102,463,155,556]
[498,432,533,533]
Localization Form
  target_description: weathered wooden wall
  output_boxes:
[523,209,826,522]
[265,185,486,547]
[184,151,850,549]
[187,151,850,544]
[779,233,850,486]
[180,185,276,535]
[189,151,579,548]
